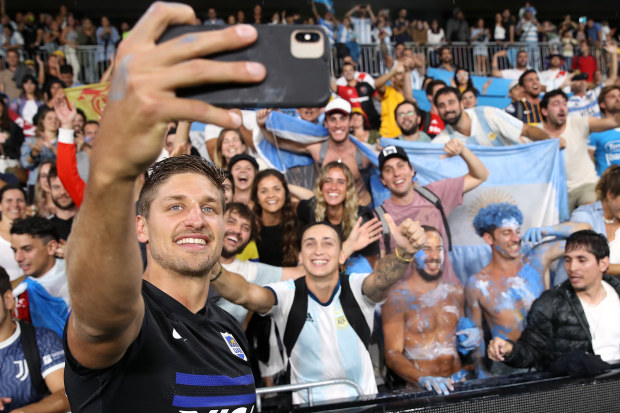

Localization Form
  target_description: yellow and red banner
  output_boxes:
[65,82,110,121]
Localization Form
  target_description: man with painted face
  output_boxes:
[377,143,488,286]
[488,230,620,370]
[382,226,479,395]
[466,203,590,377]
[211,219,426,404]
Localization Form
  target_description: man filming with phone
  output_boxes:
[63,3,266,412]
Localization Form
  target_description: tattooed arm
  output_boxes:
[363,215,425,303]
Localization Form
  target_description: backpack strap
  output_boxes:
[374,205,392,254]
[282,277,309,357]
[414,186,453,251]
[19,320,48,397]
[338,273,371,349]
[355,144,364,171]
[318,140,329,168]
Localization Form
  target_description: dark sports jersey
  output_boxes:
[64,280,256,413]
[0,323,65,410]
[337,83,380,129]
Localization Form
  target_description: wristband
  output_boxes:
[210,264,223,282]
[395,246,414,263]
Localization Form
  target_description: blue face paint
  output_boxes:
[414,249,427,269]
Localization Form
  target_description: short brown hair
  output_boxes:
[137,155,226,219]
[598,85,620,108]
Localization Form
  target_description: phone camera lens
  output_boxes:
[295,32,319,42]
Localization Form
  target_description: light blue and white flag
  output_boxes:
[359,138,568,283]
[314,0,335,13]
[253,111,327,171]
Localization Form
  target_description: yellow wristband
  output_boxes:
[395,246,414,263]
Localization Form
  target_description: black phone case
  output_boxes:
[158,25,332,108]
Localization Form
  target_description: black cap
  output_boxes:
[378,145,409,171]
[228,153,259,171]
[572,72,589,81]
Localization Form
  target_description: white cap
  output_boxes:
[509,80,520,91]
[325,98,351,115]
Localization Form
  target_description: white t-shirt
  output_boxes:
[265,273,378,404]
[579,281,620,362]
[427,29,445,45]
[433,106,525,146]
[538,115,598,191]
[336,71,376,88]
[500,68,526,80]
[218,259,282,324]
[13,259,70,308]
[0,235,21,281]
[21,100,39,125]
[539,69,570,93]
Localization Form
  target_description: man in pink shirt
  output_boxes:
[376,142,489,284]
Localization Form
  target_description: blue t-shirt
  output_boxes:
[0,323,65,410]
[588,128,620,176]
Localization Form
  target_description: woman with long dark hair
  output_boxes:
[252,169,300,267]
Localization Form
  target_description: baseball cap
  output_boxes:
[509,80,520,91]
[325,98,351,116]
[378,145,409,171]
[52,50,66,58]
[572,72,589,81]
[228,153,259,171]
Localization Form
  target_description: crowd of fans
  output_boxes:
[1,1,620,412]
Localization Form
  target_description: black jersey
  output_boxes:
[64,280,256,413]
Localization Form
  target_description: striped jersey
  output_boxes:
[350,16,373,44]
[64,280,256,413]
[568,85,602,118]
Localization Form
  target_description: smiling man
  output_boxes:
[539,89,620,211]
[376,143,488,285]
[432,86,549,146]
[258,98,374,206]
[466,203,590,377]
[211,218,426,404]
[488,230,620,370]
[63,4,267,412]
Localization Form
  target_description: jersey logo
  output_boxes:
[334,306,349,329]
[172,329,182,339]
[488,132,497,141]
[221,332,248,361]
[306,313,314,322]
[14,360,29,381]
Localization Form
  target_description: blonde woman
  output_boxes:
[212,128,247,169]
[293,161,382,269]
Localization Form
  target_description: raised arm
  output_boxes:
[603,44,618,87]
[375,60,402,91]
[465,277,493,378]
[522,124,550,141]
[256,109,311,154]
[441,138,489,193]
[588,110,620,132]
[310,0,321,21]
[54,96,86,207]
[210,264,276,314]
[65,3,265,369]
[345,5,359,19]
[362,215,425,302]
[491,50,507,78]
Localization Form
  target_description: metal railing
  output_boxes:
[332,41,611,79]
[14,41,610,88]
[255,378,364,411]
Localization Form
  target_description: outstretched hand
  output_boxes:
[440,138,465,159]
[94,2,266,178]
[341,217,383,263]
[419,376,454,396]
[53,95,77,129]
[384,213,425,255]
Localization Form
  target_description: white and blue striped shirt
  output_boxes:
[351,16,373,44]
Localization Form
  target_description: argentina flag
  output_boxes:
[356,138,568,284]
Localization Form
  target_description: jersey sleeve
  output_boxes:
[254,262,284,286]
[263,279,296,322]
[486,107,524,144]
[348,273,378,327]
[34,327,65,378]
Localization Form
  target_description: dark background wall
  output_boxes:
[7,1,620,27]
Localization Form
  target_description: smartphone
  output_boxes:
[158,25,331,108]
